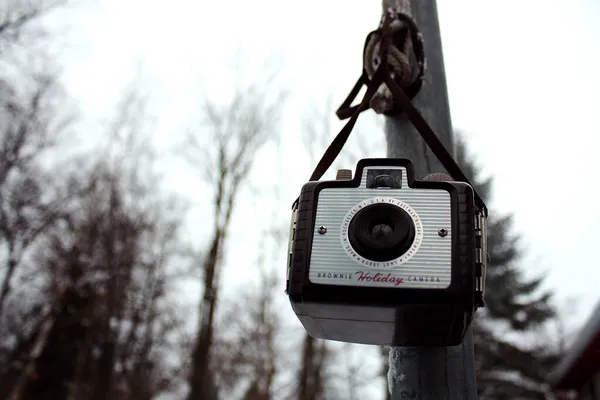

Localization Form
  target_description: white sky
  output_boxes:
[41,0,600,369]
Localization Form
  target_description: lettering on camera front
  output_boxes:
[316,271,406,287]
[317,272,353,280]
[407,276,441,283]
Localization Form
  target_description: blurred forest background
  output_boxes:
[0,1,582,399]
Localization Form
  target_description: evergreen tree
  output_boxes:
[455,133,560,399]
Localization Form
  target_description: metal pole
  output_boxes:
[382,1,478,399]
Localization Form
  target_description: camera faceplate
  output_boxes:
[309,166,452,289]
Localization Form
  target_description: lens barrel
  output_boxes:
[347,203,415,262]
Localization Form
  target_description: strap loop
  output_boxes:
[336,11,425,120]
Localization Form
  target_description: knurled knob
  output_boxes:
[422,173,453,182]
[336,169,352,180]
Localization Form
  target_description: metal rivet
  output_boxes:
[438,228,448,237]
[318,226,327,235]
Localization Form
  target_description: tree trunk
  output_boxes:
[297,335,327,400]
[297,335,315,400]
[0,250,18,316]
[188,234,222,400]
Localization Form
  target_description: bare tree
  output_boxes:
[182,63,286,400]
[11,166,183,400]
[1,2,188,398]
[0,0,76,319]
[0,84,188,400]
[0,0,66,44]
[0,62,75,399]
[296,336,329,400]
[210,222,285,400]
[0,72,75,317]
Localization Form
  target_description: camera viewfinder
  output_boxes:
[366,169,403,189]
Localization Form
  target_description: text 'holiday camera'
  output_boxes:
[286,159,487,347]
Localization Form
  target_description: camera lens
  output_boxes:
[348,203,416,262]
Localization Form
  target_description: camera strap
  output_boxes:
[305,11,488,217]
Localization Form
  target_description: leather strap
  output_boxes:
[384,75,488,216]
[309,66,386,182]
[302,12,488,217]
[309,16,394,182]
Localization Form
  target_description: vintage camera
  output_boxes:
[286,158,487,347]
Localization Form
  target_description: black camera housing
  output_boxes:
[286,159,485,347]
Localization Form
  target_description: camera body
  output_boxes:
[286,158,487,347]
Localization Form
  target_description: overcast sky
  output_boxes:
[48,0,600,347]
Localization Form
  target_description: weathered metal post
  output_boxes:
[382,1,478,399]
